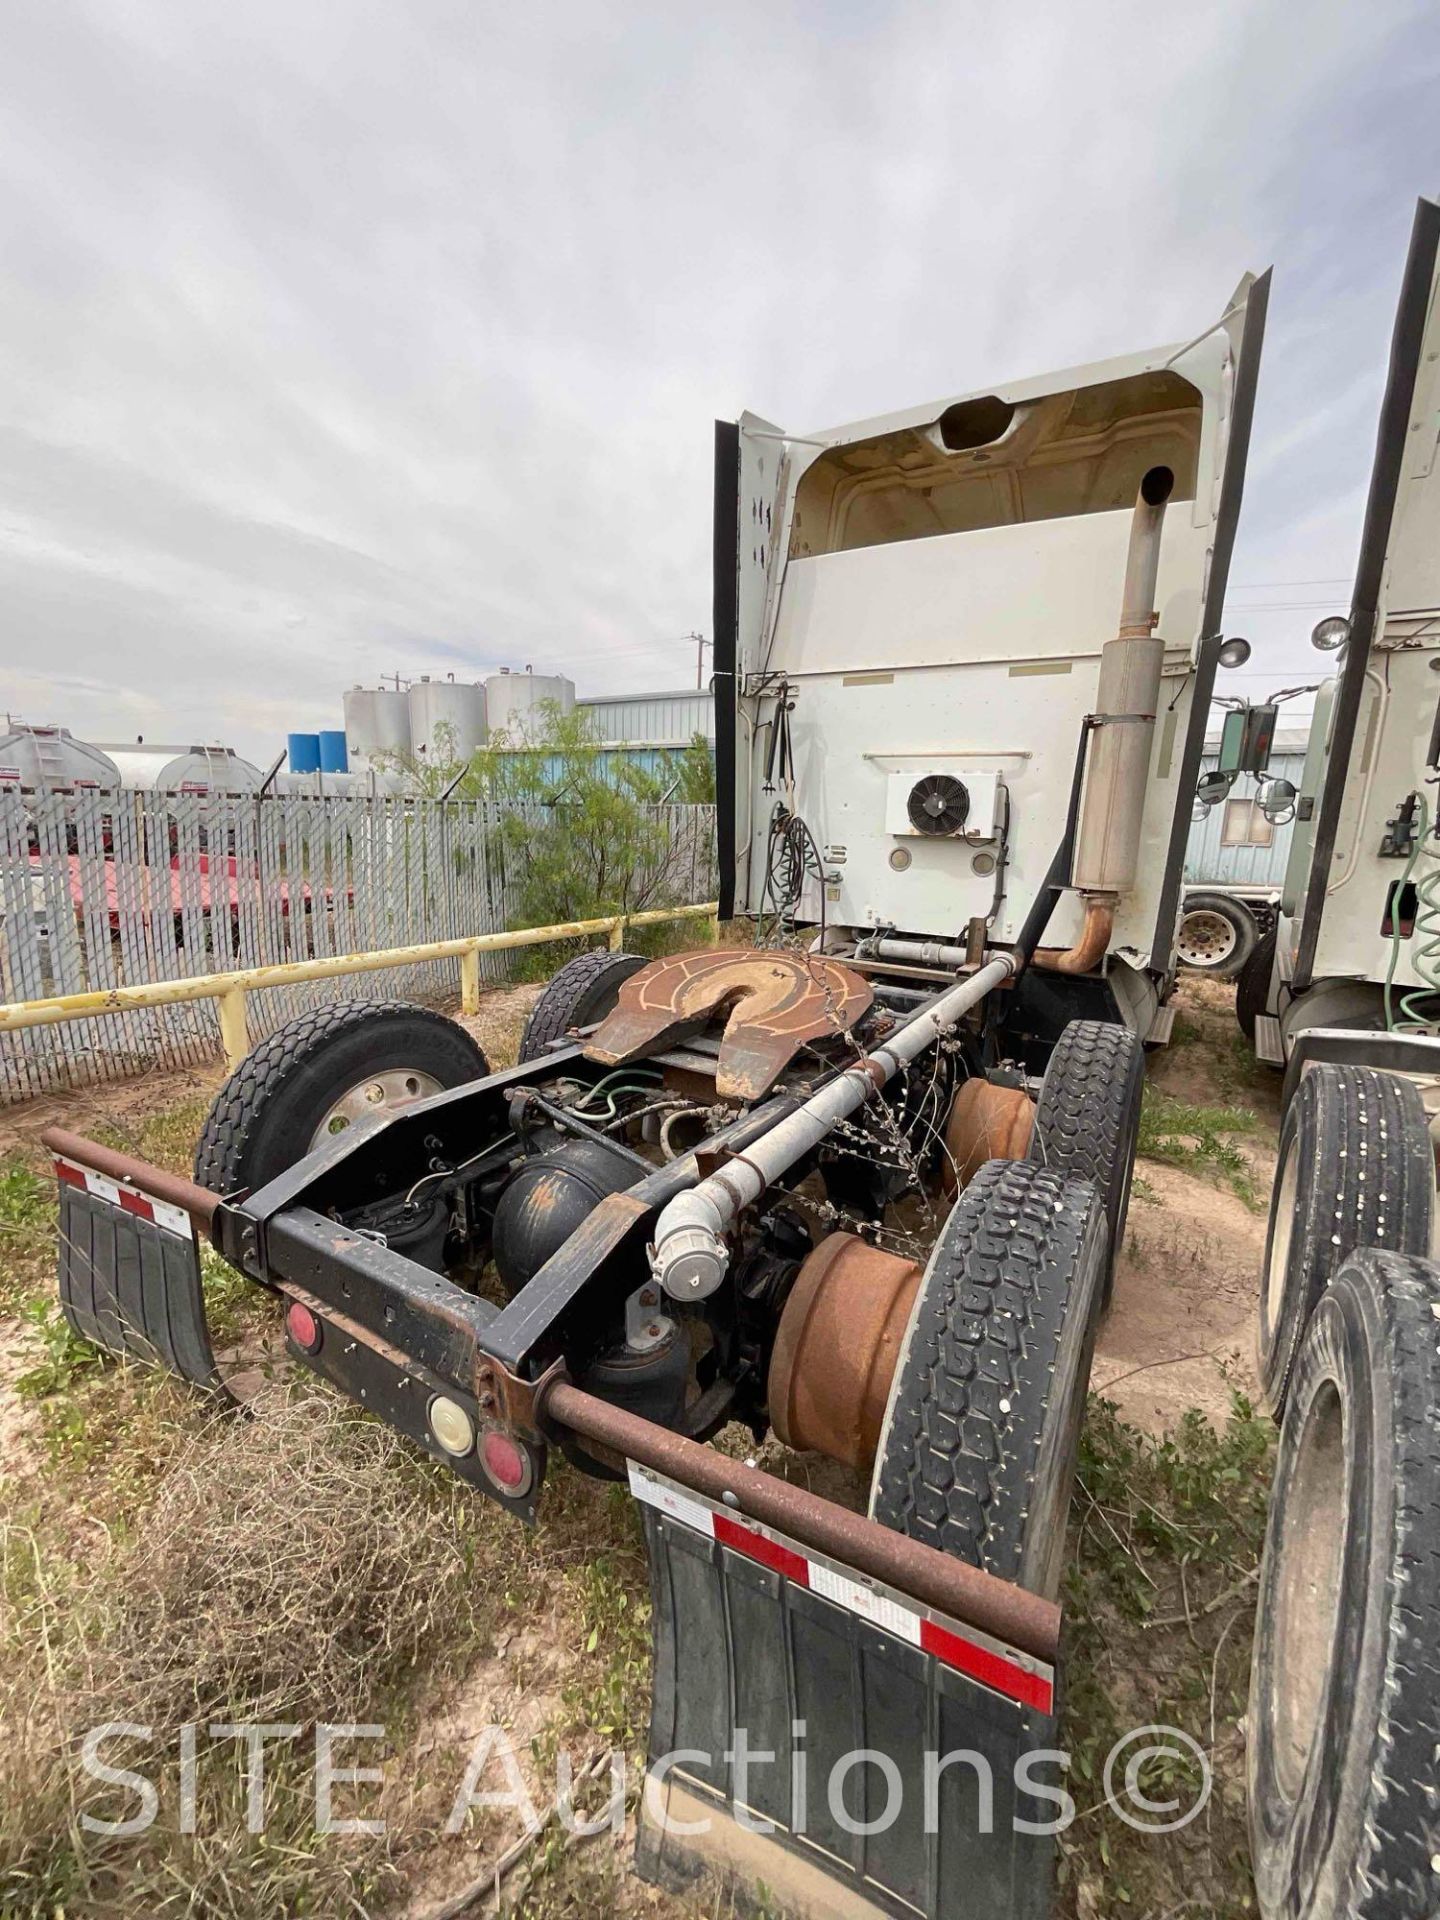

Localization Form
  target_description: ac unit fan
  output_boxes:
[906,773,970,836]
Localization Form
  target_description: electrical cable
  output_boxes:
[758,803,826,948]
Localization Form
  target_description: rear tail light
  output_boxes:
[286,1301,322,1353]
[479,1427,533,1497]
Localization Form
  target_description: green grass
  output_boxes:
[1060,1394,1274,1917]
[1137,1088,1266,1210]
[0,1160,54,1312]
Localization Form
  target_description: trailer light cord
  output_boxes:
[759,803,826,947]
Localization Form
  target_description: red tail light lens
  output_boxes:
[286,1301,322,1352]
[480,1428,533,1497]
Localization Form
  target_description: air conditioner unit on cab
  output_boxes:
[884,766,999,840]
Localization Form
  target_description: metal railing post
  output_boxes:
[459,945,482,1015]
[217,986,248,1070]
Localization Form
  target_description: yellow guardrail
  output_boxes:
[0,902,719,1070]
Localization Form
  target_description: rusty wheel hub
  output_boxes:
[584,947,873,1099]
[767,1233,921,1474]
[941,1078,1035,1195]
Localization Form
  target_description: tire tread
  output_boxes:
[870,1159,1107,1594]
[517,948,646,1063]
[194,999,485,1193]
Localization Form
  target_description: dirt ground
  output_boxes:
[0,970,1278,1917]
[1097,974,1278,1430]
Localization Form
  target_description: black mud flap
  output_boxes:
[54,1153,232,1398]
[631,1465,1061,1920]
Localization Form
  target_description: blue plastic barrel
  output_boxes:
[288,731,321,773]
[317,730,349,773]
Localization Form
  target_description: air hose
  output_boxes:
[1383,789,1440,1030]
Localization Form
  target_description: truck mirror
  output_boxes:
[1218,704,1276,776]
[1260,778,1297,824]
[1216,710,1248,774]
[1197,769,1234,807]
[1241,703,1278,774]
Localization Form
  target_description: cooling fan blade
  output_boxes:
[906,774,970,836]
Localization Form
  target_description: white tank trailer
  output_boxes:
[99,745,264,795]
[407,677,487,769]
[718,272,1270,1045]
[484,667,575,744]
[0,724,121,791]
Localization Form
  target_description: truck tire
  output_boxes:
[1258,1063,1432,1417]
[1236,925,1278,1042]
[517,948,648,1063]
[195,1001,488,1195]
[1027,1018,1144,1311]
[1249,1250,1440,1920]
[869,1159,1108,1600]
[1176,889,1259,977]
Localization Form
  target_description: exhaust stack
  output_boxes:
[1035,465,1173,970]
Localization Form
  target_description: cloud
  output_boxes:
[1,0,1436,760]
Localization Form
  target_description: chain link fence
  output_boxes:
[0,787,716,1102]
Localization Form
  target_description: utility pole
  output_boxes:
[692,632,711,689]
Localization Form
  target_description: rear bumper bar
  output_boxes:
[40,1126,1058,1665]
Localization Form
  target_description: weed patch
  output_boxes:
[1137,1087,1266,1209]
[1060,1394,1273,1917]
[0,1159,55,1311]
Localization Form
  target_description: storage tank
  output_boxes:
[343,686,412,766]
[484,668,576,744]
[100,745,265,795]
[407,676,487,768]
[288,731,321,774]
[317,730,349,773]
[284,768,365,798]
[0,724,121,791]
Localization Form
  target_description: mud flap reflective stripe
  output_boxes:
[54,1155,231,1397]
[631,1463,1060,1920]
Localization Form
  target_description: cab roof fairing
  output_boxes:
[737,274,1258,677]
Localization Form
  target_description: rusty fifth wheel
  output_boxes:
[766,1233,921,1473]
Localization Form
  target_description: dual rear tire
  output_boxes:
[1257,1063,1432,1417]
[869,1019,1144,1601]
[1250,1249,1440,1919]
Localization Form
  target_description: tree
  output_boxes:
[464,705,696,927]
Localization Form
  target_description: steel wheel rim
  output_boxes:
[310,1067,443,1148]
[1177,909,1238,966]
[1264,1145,1299,1335]
[1269,1378,1346,1801]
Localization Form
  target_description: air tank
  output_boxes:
[317,730,349,773]
[483,668,576,744]
[288,732,321,774]
[407,677,487,769]
[343,686,412,766]
[100,746,265,795]
[0,725,121,791]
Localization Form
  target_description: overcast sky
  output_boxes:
[2,0,1437,763]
